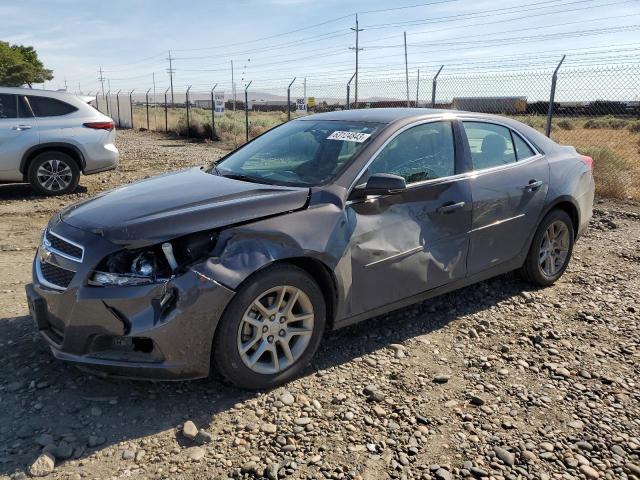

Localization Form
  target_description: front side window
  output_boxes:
[463,122,516,170]
[0,94,17,119]
[27,96,78,117]
[363,121,455,184]
[214,120,382,186]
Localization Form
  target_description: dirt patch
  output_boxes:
[0,130,638,479]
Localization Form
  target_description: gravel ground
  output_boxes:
[0,130,638,480]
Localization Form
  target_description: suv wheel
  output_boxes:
[28,151,80,196]
[521,209,575,286]
[213,265,326,390]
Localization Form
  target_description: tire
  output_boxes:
[213,264,326,390]
[28,151,80,196]
[521,209,575,287]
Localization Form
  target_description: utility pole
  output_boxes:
[303,77,307,99]
[98,66,106,97]
[78,82,81,94]
[167,51,175,104]
[64,78,68,91]
[231,60,236,112]
[350,14,363,108]
[404,31,410,107]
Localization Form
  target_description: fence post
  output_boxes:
[545,55,566,138]
[105,91,110,116]
[145,88,151,130]
[245,80,252,142]
[416,69,420,107]
[186,85,192,138]
[95,92,99,112]
[116,90,122,127]
[164,87,170,133]
[287,77,296,121]
[431,65,444,108]
[210,83,218,140]
[346,72,356,110]
[129,89,135,129]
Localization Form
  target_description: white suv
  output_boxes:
[0,87,119,195]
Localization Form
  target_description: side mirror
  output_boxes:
[351,173,407,200]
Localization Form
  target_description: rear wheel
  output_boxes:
[521,209,574,286]
[28,151,80,196]
[213,265,326,390]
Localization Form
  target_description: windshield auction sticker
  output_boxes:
[327,131,372,143]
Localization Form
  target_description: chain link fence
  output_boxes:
[91,64,640,196]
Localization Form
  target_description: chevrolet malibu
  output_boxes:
[26,109,594,389]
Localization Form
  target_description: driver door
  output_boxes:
[344,120,472,317]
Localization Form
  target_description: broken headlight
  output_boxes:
[89,249,170,287]
[89,232,218,287]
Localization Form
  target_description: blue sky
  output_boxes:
[3,0,639,100]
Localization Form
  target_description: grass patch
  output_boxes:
[556,119,574,130]
[578,146,640,199]
[627,121,640,134]
[583,115,629,130]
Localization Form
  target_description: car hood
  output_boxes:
[61,168,309,246]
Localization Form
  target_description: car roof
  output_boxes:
[298,107,458,124]
[0,86,88,100]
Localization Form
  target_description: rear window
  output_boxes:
[27,96,78,117]
[0,94,17,119]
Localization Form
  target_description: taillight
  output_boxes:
[83,121,115,131]
[580,155,593,171]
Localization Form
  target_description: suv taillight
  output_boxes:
[580,155,593,171]
[83,121,115,131]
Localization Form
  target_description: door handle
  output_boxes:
[523,179,544,191]
[436,201,465,214]
[12,125,33,131]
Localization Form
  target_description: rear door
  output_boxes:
[345,120,472,316]
[461,120,549,275]
[0,93,38,180]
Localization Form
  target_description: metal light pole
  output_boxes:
[350,14,363,108]
[287,77,296,121]
[545,55,566,137]
[416,69,420,107]
[244,80,252,142]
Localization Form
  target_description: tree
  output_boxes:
[0,41,53,88]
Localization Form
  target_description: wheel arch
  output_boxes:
[21,143,86,179]
[542,196,580,237]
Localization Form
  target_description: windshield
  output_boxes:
[213,120,382,186]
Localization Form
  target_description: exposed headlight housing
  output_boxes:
[89,231,218,287]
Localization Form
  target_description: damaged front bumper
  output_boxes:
[26,221,235,381]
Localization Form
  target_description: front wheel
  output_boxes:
[521,209,575,286]
[212,265,326,390]
[28,151,80,195]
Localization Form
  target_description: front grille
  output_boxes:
[40,261,75,288]
[46,230,83,261]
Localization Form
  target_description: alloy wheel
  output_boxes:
[37,159,73,192]
[539,220,570,277]
[237,285,314,375]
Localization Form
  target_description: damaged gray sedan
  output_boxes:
[26,109,594,389]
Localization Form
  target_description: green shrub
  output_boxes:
[583,115,629,130]
[557,119,574,130]
[628,121,640,133]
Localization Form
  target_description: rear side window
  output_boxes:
[0,94,17,119]
[27,96,78,117]
[18,96,32,118]
[462,122,516,170]
[513,132,536,160]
